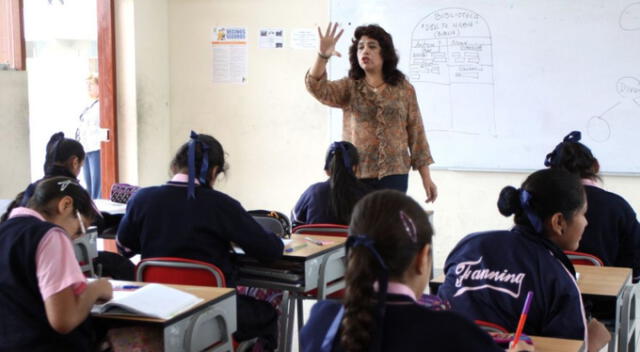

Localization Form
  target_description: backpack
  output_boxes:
[248,210,291,238]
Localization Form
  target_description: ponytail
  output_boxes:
[325,142,366,224]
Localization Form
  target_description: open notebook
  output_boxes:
[92,283,203,319]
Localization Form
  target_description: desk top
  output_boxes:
[282,234,346,259]
[530,336,584,352]
[92,281,235,324]
[575,264,631,297]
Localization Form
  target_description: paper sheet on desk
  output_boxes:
[233,239,292,255]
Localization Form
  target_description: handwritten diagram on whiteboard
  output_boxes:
[409,8,496,136]
[330,0,640,173]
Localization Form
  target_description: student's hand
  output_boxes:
[92,278,113,301]
[317,22,344,58]
[587,318,611,352]
[507,340,534,351]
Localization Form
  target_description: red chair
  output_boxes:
[292,223,349,237]
[564,251,604,266]
[475,320,509,334]
[135,257,226,287]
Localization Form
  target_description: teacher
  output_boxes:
[305,23,437,202]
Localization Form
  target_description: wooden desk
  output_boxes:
[530,336,585,352]
[237,234,347,352]
[93,281,237,352]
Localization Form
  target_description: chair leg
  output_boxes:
[296,296,304,333]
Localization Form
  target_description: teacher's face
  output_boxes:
[357,36,383,73]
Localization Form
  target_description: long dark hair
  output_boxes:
[497,168,585,236]
[28,176,100,222]
[544,131,599,181]
[44,132,85,175]
[348,24,405,86]
[324,141,367,224]
[170,133,227,187]
[341,190,433,352]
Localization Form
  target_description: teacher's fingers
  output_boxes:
[317,26,324,39]
[333,50,342,58]
[335,28,344,42]
[330,22,340,38]
[324,22,333,38]
[426,184,438,203]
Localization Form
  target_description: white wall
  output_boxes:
[0,71,31,199]
[116,0,640,270]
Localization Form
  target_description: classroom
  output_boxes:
[1,0,640,351]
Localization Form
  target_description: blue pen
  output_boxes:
[115,285,141,290]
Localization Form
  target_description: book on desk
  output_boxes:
[92,283,203,319]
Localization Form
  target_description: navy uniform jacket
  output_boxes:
[116,181,284,287]
[292,181,341,228]
[579,185,640,282]
[438,226,587,341]
[20,166,77,206]
[300,294,503,352]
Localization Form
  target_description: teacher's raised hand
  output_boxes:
[318,22,344,58]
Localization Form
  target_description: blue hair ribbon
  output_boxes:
[187,130,210,200]
[519,189,544,233]
[327,142,353,175]
[544,131,582,167]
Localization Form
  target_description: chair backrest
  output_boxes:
[110,183,141,204]
[136,257,226,287]
[475,320,509,334]
[248,210,291,237]
[564,250,604,266]
[292,224,349,237]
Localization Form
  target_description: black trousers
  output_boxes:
[234,294,279,350]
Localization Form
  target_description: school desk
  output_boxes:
[93,198,126,252]
[93,281,237,352]
[430,266,634,352]
[529,336,584,352]
[236,234,347,352]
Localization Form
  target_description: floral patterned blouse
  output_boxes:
[306,72,434,179]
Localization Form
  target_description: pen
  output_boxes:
[305,237,324,246]
[114,285,142,290]
[285,243,308,253]
[512,291,533,347]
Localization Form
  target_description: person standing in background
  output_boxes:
[76,73,101,199]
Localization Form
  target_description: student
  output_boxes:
[545,131,640,282]
[0,176,112,351]
[1,132,84,222]
[116,131,284,350]
[292,141,370,227]
[300,190,532,352]
[438,169,610,351]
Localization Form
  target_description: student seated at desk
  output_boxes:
[292,141,370,227]
[438,169,610,351]
[0,177,113,351]
[116,131,284,350]
[1,132,84,222]
[300,190,532,352]
[545,131,640,282]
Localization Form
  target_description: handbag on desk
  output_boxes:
[110,183,141,204]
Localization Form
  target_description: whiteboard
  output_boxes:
[328,0,640,173]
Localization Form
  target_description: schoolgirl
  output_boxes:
[301,190,531,352]
[116,131,284,349]
[545,131,640,282]
[1,132,84,222]
[438,168,610,351]
[292,141,370,227]
[0,177,112,351]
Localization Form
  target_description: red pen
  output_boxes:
[512,291,534,347]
